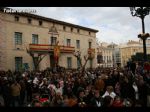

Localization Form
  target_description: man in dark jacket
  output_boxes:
[19,80,26,106]
[1,79,11,106]
[130,61,136,75]
[120,77,135,102]
[90,89,103,107]
[77,88,87,107]
[138,76,147,107]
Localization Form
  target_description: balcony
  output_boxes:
[29,44,75,53]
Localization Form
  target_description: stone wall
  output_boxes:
[0,12,7,70]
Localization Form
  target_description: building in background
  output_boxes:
[97,39,150,68]
[113,46,121,67]
[0,8,98,71]
[120,40,150,67]
[107,43,121,68]
[97,42,113,67]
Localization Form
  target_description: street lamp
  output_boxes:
[111,42,115,68]
[130,7,150,62]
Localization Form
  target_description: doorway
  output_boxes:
[50,54,55,68]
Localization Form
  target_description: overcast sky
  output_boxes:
[10,7,150,44]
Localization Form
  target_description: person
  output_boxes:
[130,61,136,75]
[115,82,121,96]
[19,80,26,106]
[94,75,105,95]
[90,89,103,107]
[77,88,86,107]
[10,80,21,107]
[102,95,113,107]
[39,78,49,94]
[132,81,139,101]
[120,76,135,103]
[1,78,11,106]
[123,98,133,107]
[112,96,123,107]
[26,79,33,103]
[32,99,42,107]
[51,92,64,106]
[137,76,147,107]
[54,82,63,96]
[67,95,78,107]
[102,86,116,99]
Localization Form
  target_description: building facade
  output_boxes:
[107,43,121,68]
[97,42,113,67]
[113,47,121,67]
[0,8,98,71]
[120,40,150,67]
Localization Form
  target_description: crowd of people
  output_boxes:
[0,62,150,107]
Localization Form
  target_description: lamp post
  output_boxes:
[130,7,150,62]
[111,42,115,68]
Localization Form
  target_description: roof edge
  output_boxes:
[0,7,99,33]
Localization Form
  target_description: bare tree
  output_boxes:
[81,55,90,73]
[74,51,91,73]
[26,48,47,71]
[74,51,82,67]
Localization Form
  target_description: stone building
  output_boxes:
[0,8,98,71]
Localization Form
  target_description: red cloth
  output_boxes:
[39,98,48,103]
[144,64,150,70]
[112,101,123,107]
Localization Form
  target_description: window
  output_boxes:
[107,56,109,61]
[77,29,80,33]
[77,58,80,68]
[63,26,66,31]
[67,57,72,68]
[15,16,19,21]
[103,56,105,62]
[39,21,43,26]
[23,63,29,70]
[28,18,32,24]
[15,57,23,71]
[51,37,57,45]
[71,27,73,32]
[15,32,22,45]
[76,40,80,49]
[89,42,92,48]
[32,34,38,44]
[67,39,71,47]
[89,32,91,35]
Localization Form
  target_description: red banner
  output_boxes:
[54,41,60,64]
[144,63,150,70]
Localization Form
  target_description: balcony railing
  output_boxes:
[29,44,75,53]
